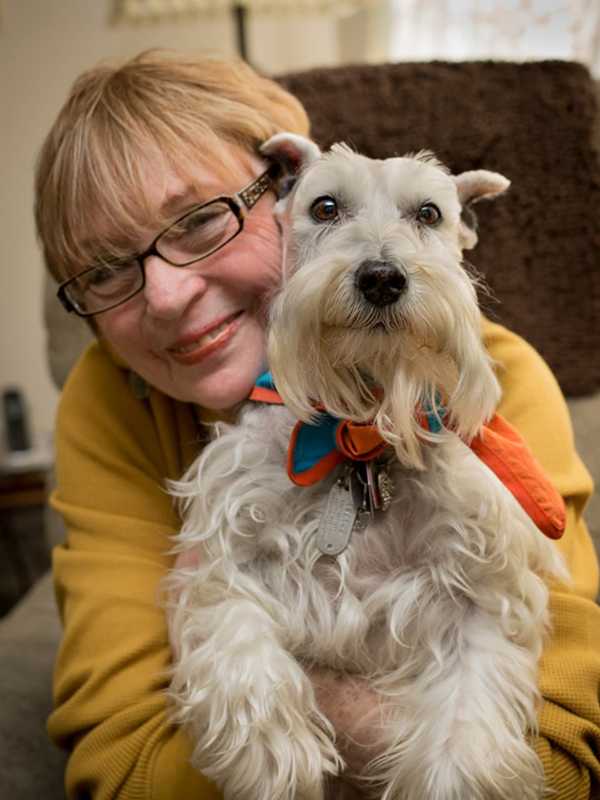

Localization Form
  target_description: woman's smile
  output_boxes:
[165,310,246,364]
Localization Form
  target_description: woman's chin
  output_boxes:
[187,361,265,411]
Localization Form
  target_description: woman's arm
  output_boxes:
[484,319,600,797]
[310,321,600,796]
[49,341,219,800]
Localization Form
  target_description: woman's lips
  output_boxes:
[167,311,245,365]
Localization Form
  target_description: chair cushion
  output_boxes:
[278,61,600,397]
[0,573,67,799]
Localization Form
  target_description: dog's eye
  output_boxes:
[310,196,339,223]
[417,203,442,226]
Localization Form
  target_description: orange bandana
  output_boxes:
[249,376,565,540]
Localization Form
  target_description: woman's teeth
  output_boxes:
[172,318,236,354]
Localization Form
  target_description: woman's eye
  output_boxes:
[417,203,442,226]
[83,262,138,297]
[88,263,133,286]
[183,208,224,231]
[310,196,339,223]
[87,266,113,286]
[168,208,222,239]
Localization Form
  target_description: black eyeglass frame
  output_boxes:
[57,164,280,317]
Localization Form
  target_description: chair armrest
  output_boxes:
[0,572,67,799]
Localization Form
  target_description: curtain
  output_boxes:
[387,0,599,77]
[113,0,377,22]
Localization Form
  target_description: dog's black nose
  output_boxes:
[355,260,407,307]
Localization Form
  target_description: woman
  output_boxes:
[35,51,600,799]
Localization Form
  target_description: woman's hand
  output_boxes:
[173,546,202,571]
[310,667,383,776]
[172,550,382,789]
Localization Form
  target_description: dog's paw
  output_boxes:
[366,716,544,800]
[184,652,344,800]
[404,742,543,800]
[196,712,343,800]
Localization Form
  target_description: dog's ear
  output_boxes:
[260,133,321,198]
[454,170,510,250]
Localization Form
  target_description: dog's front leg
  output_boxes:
[169,574,344,800]
[368,605,545,800]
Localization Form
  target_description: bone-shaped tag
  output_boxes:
[316,466,367,556]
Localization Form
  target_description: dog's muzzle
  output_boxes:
[355,260,408,307]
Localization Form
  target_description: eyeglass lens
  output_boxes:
[157,200,240,264]
[68,262,144,314]
[66,201,241,314]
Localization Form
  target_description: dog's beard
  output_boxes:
[268,246,501,469]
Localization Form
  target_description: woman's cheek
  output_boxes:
[94,305,139,354]
[244,213,284,290]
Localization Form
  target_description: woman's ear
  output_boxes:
[453,169,511,250]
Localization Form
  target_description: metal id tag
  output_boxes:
[316,468,364,556]
[377,464,394,511]
[365,460,394,513]
[365,460,382,513]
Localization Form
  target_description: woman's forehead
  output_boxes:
[143,148,260,213]
[161,167,254,214]
[82,147,263,256]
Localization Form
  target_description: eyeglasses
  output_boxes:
[57,164,280,317]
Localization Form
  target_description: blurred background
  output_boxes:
[0,5,599,792]
[0,3,599,610]
[0,0,597,457]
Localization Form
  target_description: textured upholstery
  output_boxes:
[0,574,67,797]
[279,61,600,397]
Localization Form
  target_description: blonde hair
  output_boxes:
[35,50,310,282]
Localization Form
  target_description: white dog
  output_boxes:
[167,135,567,800]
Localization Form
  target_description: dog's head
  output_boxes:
[262,134,509,466]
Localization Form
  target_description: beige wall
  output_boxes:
[0,0,364,447]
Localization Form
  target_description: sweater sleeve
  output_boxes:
[483,320,600,799]
[48,342,221,800]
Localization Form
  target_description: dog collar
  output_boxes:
[251,373,402,484]
[249,372,565,540]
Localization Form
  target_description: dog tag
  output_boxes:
[365,461,382,513]
[377,464,394,512]
[316,467,364,556]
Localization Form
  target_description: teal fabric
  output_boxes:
[254,373,447,476]
[255,371,341,477]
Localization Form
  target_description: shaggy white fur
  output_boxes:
[166,136,567,800]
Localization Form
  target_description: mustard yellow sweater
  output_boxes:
[48,320,600,799]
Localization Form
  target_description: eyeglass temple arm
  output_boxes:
[56,284,77,314]
[238,163,283,210]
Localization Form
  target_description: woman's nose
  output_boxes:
[142,255,207,319]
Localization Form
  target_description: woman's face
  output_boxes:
[94,155,282,410]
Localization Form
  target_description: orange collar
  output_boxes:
[249,378,565,540]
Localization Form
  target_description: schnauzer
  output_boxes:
[166,134,567,800]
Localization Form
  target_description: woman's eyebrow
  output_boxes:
[160,190,198,216]
[161,183,224,216]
